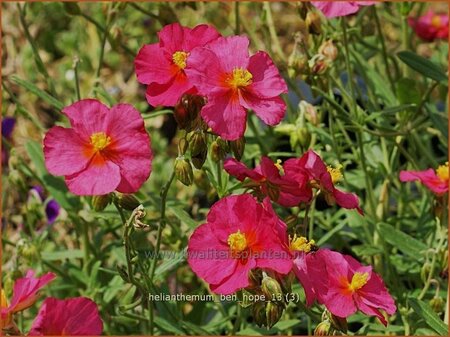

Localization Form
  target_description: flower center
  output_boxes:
[289,234,315,253]
[90,132,111,152]
[436,162,449,182]
[172,51,189,69]
[431,15,442,28]
[274,159,285,176]
[227,68,253,90]
[349,272,369,292]
[327,164,343,184]
[227,230,247,253]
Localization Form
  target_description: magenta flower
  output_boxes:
[400,162,448,195]
[307,249,396,326]
[29,297,103,335]
[0,270,55,328]
[224,157,310,207]
[283,150,363,214]
[43,99,152,196]
[187,194,292,295]
[135,23,220,107]
[185,36,288,140]
[311,1,376,18]
[408,11,449,41]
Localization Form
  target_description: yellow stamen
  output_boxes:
[289,234,315,253]
[228,230,247,253]
[274,159,285,176]
[90,132,112,152]
[172,51,189,69]
[227,68,253,89]
[431,15,442,28]
[436,162,449,182]
[349,272,369,292]
[327,164,343,184]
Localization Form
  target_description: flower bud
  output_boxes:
[92,194,112,211]
[429,297,445,314]
[191,149,207,169]
[230,137,246,161]
[189,131,207,157]
[299,101,319,126]
[116,193,140,211]
[173,94,204,131]
[265,301,283,329]
[296,127,311,148]
[288,33,308,78]
[174,157,194,186]
[306,11,322,35]
[318,40,338,62]
[314,320,332,336]
[261,275,283,302]
[252,301,267,327]
[309,54,329,75]
[210,140,226,162]
[327,311,348,333]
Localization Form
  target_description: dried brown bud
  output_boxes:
[318,40,338,62]
[230,137,246,161]
[306,11,322,35]
[92,194,112,211]
[116,193,140,211]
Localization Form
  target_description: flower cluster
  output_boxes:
[135,23,287,140]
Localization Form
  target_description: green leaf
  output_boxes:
[154,316,185,335]
[24,140,47,178]
[10,75,65,110]
[377,223,427,260]
[395,78,421,105]
[273,319,301,331]
[42,249,84,261]
[409,298,448,335]
[397,51,447,84]
[169,206,198,228]
[154,248,186,281]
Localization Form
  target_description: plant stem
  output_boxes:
[373,7,395,91]
[73,56,81,100]
[235,1,240,35]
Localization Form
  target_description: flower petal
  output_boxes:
[248,51,287,98]
[145,72,193,107]
[135,43,174,85]
[62,99,108,138]
[240,93,286,126]
[224,158,264,181]
[43,126,91,176]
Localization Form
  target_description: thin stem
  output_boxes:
[93,5,112,92]
[373,7,395,91]
[73,56,81,101]
[235,1,240,35]
[263,2,286,61]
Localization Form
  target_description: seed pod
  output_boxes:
[116,193,140,211]
[174,157,194,186]
[299,100,319,126]
[92,194,112,211]
[252,301,267,327]
[326,311,348,333]
[210,141,226,162]
[230,137,246,161]
[309,54,329,75]
[189,131,207,157]
[429,297,445,314]
[174,94,205,131]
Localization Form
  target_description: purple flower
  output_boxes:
[2,117,16,139]
[45,200,60,224]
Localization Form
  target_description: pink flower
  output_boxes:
[408,11,449,41]
[187,194,292,295]
[185,36,288,140]
[305,249,396,326]
[4,270,55,314]
[44,99,152,196]
[312,1,376,18]
[400,162,448,195]
[283,150,363,214]
[29,297,103,335]
[135,23,220,107]
[224,157,310,207]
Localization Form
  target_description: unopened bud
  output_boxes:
[210,141,226,162]
[191,149,207,169]
[265,301,283,329]
[116,193,140,211]
[178,137,188,155]
[318,40,338,62]
[193,170,210,190]
[174,157,193,186]
[174,94,204,131]
[314,320,332,336]
[327,311,348,333]
[288,33,308,78]
[261,275,283,302]
[296,127,311,148]
[92,194,112,211]
[299,101,319,126]
[252,301,267,327]
[230,137,246,161]
[189,131,207,157]
[306,11,322,35]
[429,297,445,314]
[309,54,329,75]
